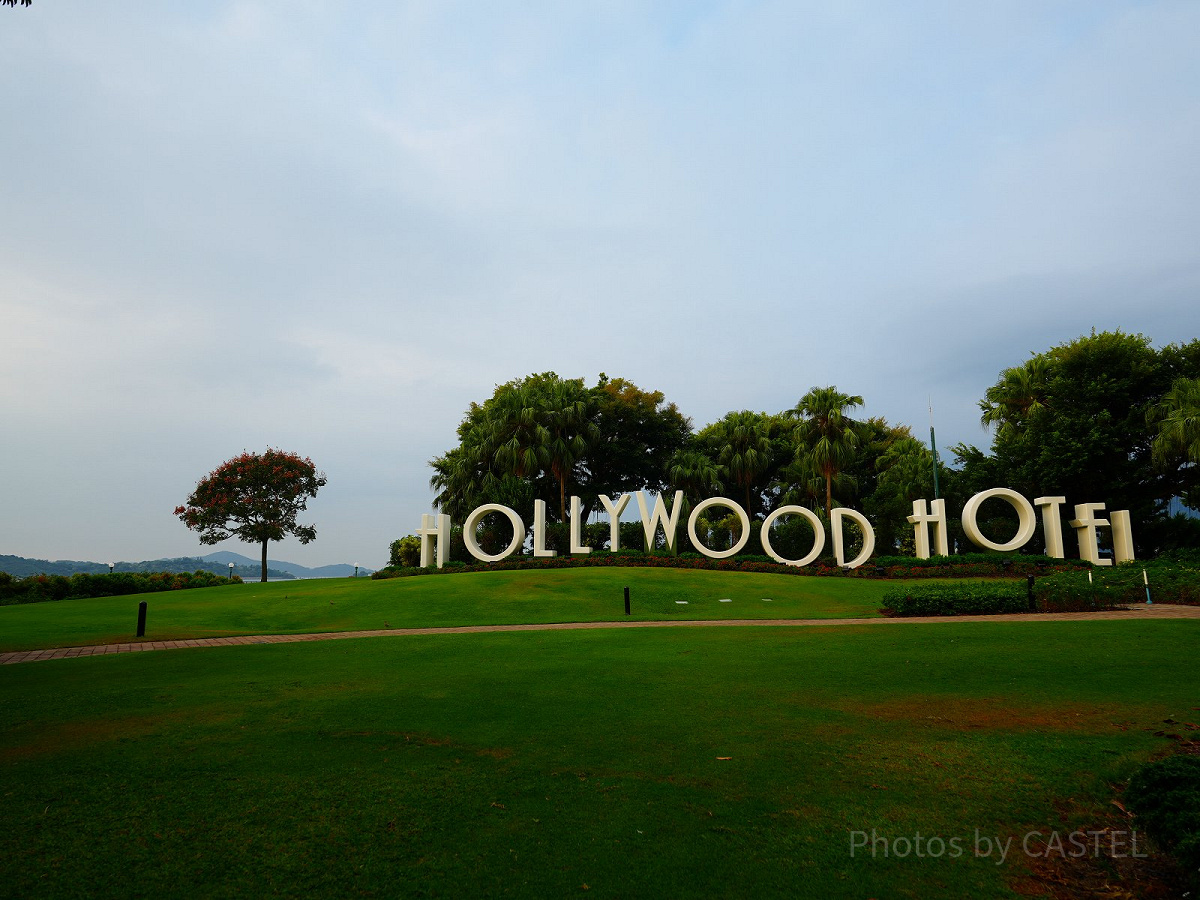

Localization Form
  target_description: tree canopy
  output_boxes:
[175,449,327,582]
[956,330,1200,553]
[426,336,1200,562]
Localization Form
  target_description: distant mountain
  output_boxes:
[1,551,372,580]
[0,554,294,580]
[199,551,373,579]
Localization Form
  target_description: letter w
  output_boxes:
[635,491,683,553]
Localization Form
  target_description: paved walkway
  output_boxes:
[3,604,1198,666]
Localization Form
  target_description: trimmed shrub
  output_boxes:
[388,535,422,569]
[881,582,1030,617]
[1126,755,1200,891]
[1036,562,1200,611]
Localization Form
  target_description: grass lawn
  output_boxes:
[2,617,1196,898]
[0,568,947,652]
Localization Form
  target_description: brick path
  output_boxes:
[3,604,1197,666]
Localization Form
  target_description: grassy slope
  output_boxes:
[2,620,1196,898]
[0,568,939,652]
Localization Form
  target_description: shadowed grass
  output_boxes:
[0,568,952,652]
[1,620,1196,898]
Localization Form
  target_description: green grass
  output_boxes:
[2,619,1195,898]
[0,568,931,652]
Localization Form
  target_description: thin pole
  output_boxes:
[929,399,940,500]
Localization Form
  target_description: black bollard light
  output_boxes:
[1026,575,1036,612]
[136,600,147,638]
[624,586,630,616]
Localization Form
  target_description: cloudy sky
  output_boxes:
[2,1,1197,569]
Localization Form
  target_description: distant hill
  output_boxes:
[0,553,374,580]
[0,554,296,580]
[199,551,372,579]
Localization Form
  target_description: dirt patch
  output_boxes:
[1008,798,1188,899]
[0,708,235,762]
[838,697,1135,733]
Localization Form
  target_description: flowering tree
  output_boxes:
[174,449,327,582]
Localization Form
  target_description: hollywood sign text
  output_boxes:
[416,488,1133,570]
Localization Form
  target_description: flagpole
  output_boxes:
[929,399,940,500]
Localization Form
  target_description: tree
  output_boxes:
[2,2,33,7]
[789,386,865,520]
[959,331,1200,554]
[1149,377,1200,465]
[978,357,1052,439]
[667,448,724,503]
[469,373,598,524]
[1149,376,1200,512]
[696,411,777,517]
[863,435,934,553]
[388,535,422,569]
[575,375,692,514]
[174,449,327,582]
[431,373,689,534]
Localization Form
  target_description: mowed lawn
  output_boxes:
[2,619,1196,899]
[0,568,936,652]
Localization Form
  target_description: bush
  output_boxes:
[881,582,1030,617]
[388,535,422,568]
[1036,561,1200,610]
[0,570,241,605]
[1126,755,1200,891]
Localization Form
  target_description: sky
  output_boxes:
[2,1,1198,569]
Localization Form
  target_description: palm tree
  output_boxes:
[668,449,724,503]
[538,378,597,522]
[1148,377,1200,465]
[979,357,1051,437]
[484,375,597,523]
[790,386,864,520]
[699,411,773,516]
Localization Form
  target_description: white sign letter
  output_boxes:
[1034,496,1067,558]
[961,488,1037,552]
[688,497,750,559]
[635,490,684,553]
[462,504,525,563]
[417,513,451,569]
[1110,510,1135,564]
[908,499,949,559]
[1069,503,1112,566]
[532,500,556,558]
[599,493,631,551]
[569,496,592,555]
[760,505,825,567]
[831,508,875,569]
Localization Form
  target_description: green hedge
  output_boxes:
[1034,562,1200,610]
[0,570,242,605]
[371,550,1091,582]
[1126,755,1200,892]
[881,558,1200,616]
[881,582,1032,616]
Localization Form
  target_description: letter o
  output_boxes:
[760,505,825,566]
[462,504,525,562]
[688,497,750,559]
[961,488,1037,552]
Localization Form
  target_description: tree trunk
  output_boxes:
[559,474,567,525]
[825,473,833,522]
[260,539,269,583]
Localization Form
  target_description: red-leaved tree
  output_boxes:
[174,449,328,582]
